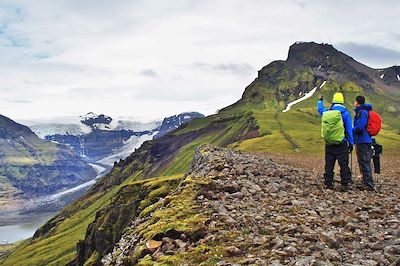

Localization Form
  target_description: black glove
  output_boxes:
[319,95,324,101]
[348,144,353,153]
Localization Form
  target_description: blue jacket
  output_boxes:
[317,100,354,145]
[353,104,373,144]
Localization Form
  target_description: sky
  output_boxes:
[0,0,399,123]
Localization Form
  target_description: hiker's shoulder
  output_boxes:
[331,104,349,113]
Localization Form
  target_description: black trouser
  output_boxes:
[357,143,374,187]
[324,141,352,186]
[372,154,380,174]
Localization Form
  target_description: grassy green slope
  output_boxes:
[237,75,400,155]
[1,110,258,265]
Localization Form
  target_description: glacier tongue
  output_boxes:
[282,81,326,113]
[97,132,157,166]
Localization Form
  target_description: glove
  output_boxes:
[348,144,353,153]
[319,95,324,101]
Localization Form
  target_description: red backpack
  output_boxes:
[367,111,382,136]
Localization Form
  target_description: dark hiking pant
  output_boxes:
[372,154,380,174]
[356,144,374,187]
[324,141,352,186]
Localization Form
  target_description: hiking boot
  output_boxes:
[364,184,375,191]
[357,183,375,191]
[325,183,334,190]
[340,184,351,192]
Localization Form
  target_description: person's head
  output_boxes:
[332,92,344,104]
[355,95,365,107]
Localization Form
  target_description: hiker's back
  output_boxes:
[354,104,373,144]
[321,109,345,145]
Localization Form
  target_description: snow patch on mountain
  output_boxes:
[397,74,400,81]
[282,81,326,113]
[79,112,98,121]
[380,73,385,79]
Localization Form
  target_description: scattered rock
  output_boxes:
[174,239,187,249]
[146,240,162,252]
[322,248,341,261]
[225,246,241,256]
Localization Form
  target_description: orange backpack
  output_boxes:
[367,111,382,136]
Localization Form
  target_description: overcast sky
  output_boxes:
[1,0,399,123]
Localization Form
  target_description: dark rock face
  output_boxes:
[154,112,205,139]
[80,112,113,129]
[287,42,343,66]
[75,184,147,265]
[379,66,400,83]
[0,114,96,196]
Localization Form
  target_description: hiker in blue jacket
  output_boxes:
[353,95,374,191]
[317,92,354,190]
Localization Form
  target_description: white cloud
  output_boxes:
[0,0,399,121]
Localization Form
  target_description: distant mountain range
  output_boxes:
[29,114,161,138]
[39,112,205,163]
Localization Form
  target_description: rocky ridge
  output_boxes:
[101,145,400,265]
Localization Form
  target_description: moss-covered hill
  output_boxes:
[2,42,399,265]
[0,115,96,197]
